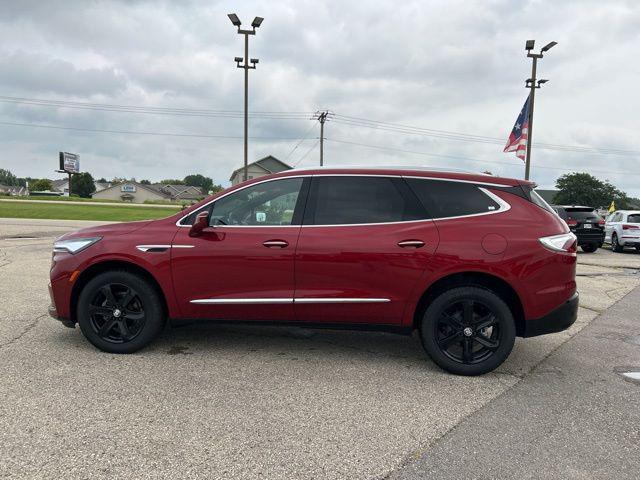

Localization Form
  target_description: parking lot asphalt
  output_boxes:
[1,218,639,479]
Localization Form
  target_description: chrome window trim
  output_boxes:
[176,175,309,228]
[426,187,511,222]
[189,297,391,305]
[176,174,512,228]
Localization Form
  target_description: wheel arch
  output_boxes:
[70,260,169,324]
[412,271,525,336]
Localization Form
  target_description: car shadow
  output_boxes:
[52,321,432,366]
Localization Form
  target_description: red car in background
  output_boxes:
[49,167,578,375]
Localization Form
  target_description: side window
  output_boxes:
[209,177,304,226]
[406,178,501,219]
[306,176,424,225]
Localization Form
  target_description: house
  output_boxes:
[148,184,204,201]
[535,189,559,205]
[92,182,204,203]
[229,156,293,185]
[0,184,28,196]
[51,179,112,196]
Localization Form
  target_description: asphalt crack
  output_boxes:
[0,314,46,350]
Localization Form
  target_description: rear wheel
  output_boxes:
[612,234,623,252]
[77,270,165,353]
[420,286,516,376]
[581,243,598,253]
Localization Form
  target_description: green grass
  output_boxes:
[0,202,180,221]
[7,195,188,206]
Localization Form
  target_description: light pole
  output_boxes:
[228,13,263,182]
[523,39,556,180]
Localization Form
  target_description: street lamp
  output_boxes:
[228,13,264,183]
[523,39,556,181]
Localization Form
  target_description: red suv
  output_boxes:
[49,168,578,375]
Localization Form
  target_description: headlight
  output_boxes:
[53,237,102,254]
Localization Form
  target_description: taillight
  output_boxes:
[566,219,578,227]
[539,233,577,254]
[622,224,639,230]
[598,218,605,226]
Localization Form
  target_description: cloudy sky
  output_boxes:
[0,0,638,194]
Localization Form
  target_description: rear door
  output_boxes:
[293,175,439,325]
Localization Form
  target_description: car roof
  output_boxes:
[279,166,527,187]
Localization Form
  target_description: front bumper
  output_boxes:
[522,292,579,338]
[48,283,75,328]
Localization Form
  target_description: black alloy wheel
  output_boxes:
[88,283,146,343]
[420,286,516,376]
[77,270,165,353]
[434,299,501,365]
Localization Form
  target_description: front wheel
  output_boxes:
[77,270,165,353]
[581,243,598,253]
[420,286,516,376]
[612,234,623,253]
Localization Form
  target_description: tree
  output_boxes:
[71,172,96,198]
[96,177,107,183]
[140,179,151,185]
[29,179,53,192]
[554,172,628,209]
[183,174,214,193]
[0,169,19,186]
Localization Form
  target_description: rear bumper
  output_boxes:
[574,231,604,245]
[521,292,579,338]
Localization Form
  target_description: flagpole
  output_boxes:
[522,40,556,180]
[524,56,537,181]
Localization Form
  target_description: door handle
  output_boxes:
[398,239,425,248]
[263,239,289,248]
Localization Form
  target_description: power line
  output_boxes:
[0,95,312,119]
[331,115,639,157]
[284,122,318,160]
[0,121,303,140]
[293,139,320,167]
[1,94,637,157]
[325,137,640,176]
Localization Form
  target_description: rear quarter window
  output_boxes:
[627,214,640,223]
[405,178,501,219]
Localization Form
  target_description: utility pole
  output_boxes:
[523,39,556,180]
[228,13,264,182]
[313,110,333,166]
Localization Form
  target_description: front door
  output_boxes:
[171,176,308,321]
[293,175,439,325]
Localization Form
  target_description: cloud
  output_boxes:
[0,0,638,196]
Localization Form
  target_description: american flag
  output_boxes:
[504,96,530,161]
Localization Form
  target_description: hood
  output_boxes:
[58,220,153,240]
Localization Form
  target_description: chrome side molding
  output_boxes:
[136,244,194,252]
[189,297,391,305]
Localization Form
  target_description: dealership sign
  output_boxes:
[59,152,80,173]
[121,184,137,193]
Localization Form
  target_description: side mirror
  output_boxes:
[189,211,210,237]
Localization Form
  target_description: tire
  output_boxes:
[612,233,623,253]
[77,270,165,353]
[419,286,516,376]
[581,243,598,253]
